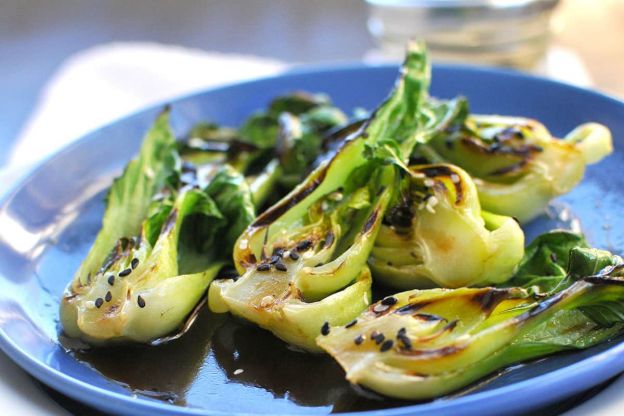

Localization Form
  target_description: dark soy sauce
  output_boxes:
[69,308,410,413]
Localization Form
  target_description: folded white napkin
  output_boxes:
[9,42,286,168]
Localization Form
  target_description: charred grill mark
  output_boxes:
[442,319,459,332]
[323,231,335,248]
[494,126,526,142]
[217,266,240,280]
[503,280,611,328]
[395,301,430,315]
[421,165,456,178]
[63,293,78,302]
[398,344,464,357]
[524,291,566,319]
[255,113,375,228]
[453,181,464,205]
[414,313,446,322]
[488,160,529,176]
[471,289,514,313]
[162,208,179,234]
[98,240,126,275]
[261,228,270,261]
[384,195,414,228]
[362,209,379,234]
[253,172,327,228]
[228,139,262,159]
[321,119,367,151]
[595,263,624,277]
[461,137,543,157]
[584,276,624,286]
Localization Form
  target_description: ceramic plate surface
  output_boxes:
[1,64,624,416]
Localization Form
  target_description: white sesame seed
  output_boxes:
[373,304,390,313]
[423,178,435,187]
[450,174,460,183]
[260,295,274,307]
[233,368,244,375]
[425,196,439,214]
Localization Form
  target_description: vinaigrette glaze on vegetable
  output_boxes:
[415,99,613,223]
[60,41,621,403]
[61,94,349,344]
[318,233,624,400]
[209,42,434,351]
[370,163,524,289]
[61,112,256,343]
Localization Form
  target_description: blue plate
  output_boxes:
[1,64,624,416]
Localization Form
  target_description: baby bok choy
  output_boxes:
[318,231,624,400]
[415,99,613,223]
[208,42,435,351]
[369,163,524,289]
[179,91,349,206]
[61,111,255,344]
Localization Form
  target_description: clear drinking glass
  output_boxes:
[366,0,560,69]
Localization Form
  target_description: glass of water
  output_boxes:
[366,0,560,69]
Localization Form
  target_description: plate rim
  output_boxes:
[1,62,624,416]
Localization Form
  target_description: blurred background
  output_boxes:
[1,0,623,170]
[0,0,623,414]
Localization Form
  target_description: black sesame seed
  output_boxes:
[269,255,281,264]
[95,298,104,308]
[321,321,330,336]
[256,263,271,272]
[550,252,558,263]
[107,275,115,286]
[296,240,312,252]
[275,261,287,272]
[345,319,357,328]
[105,291,112,302]
[272,247,285,258]
[371,331,385,345]
[119,268,132,277]
[131,258,139,269]
[380,339,394,352]
[397,327,406,336]
[381,296,398,306]
[137,295,146,308]
[289,251,300,261]
[398,333,412,350]
[354,335,364,345]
